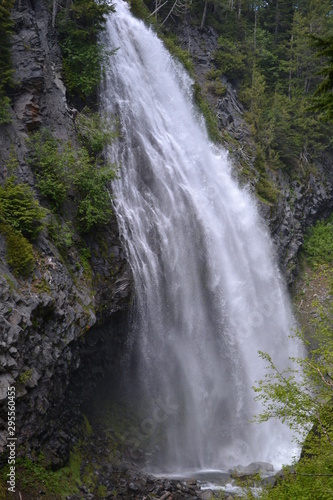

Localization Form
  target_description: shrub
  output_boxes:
[0,94,11,125]
[76,108,118,157]
[303,215,333,266]
[0,176,47,239]
[27,130,75,210]
[193,83,220,143]
[27,129,117,232]
[214,37,247,83]
[162,34,194,76]
[48,218,74,252]
[0,224,34,277]
[61,41,110,99]
[0,0,14,125]
[74,149,117,233]
[56,0,115,100]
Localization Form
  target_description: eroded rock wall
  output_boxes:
[0,0,131,465]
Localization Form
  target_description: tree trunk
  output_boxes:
[52,0,57,28]
[200,0,209,31]
[288,33,293,99]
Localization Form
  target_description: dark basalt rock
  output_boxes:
[0,0,131,467]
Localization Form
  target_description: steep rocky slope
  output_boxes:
[0,0,131,467]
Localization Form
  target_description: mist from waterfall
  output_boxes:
[102,0,302,473]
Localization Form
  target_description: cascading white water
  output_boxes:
[102,0,301,473]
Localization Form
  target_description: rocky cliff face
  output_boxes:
[0,0,131,466]
[176,23,333,283]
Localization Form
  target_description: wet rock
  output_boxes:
[230,461,274,480]
[200,490,215,499]
[128,482,140,491]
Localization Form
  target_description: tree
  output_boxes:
[311,35,333,121]
[56,0,115,100]
[254,298,333,499]
[0,0,14,89]
[0,0,14,124]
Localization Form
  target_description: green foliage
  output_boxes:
[254,276,333,498]
[74,148,116,233]
[76,107,118,157]
[215,37,247,83]
[242,65,267,137]
[11,448,82,498]
[48,218,74,252]
[162,34,194,76]
[0,0,14,124]
[0,173,47,277]
[193,83,220,143]
[130,0,153,23]
[253,193,333,500]
[0,224,34,278]
[61,41,110,99]
[255,323,333,499]
[311,34,333,121]
[0,0,14,84]
[0,93,12,125]
[303,215,333,267]
[256,175,279,205]
[0,176,47,239]
[180,0,333,172]
[57,0,115,100]
[27,129,117,232]
[27,130,74,209]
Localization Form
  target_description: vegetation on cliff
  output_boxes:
[56,0,115,102]
[252,218,333,499]
[27,111,117,233]
[138,0,333,176]
[0,0,14,124]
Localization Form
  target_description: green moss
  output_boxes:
[3,273,16,291]
[79,247,92,274]
[83,414,93,436]
[193,83,220,143]
[97,484,108,498]
[162,34,194,76]
[13,446,82,498]
[34,277,51,294]
[17,369,32,386]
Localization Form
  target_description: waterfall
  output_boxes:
[102,0,301,473]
